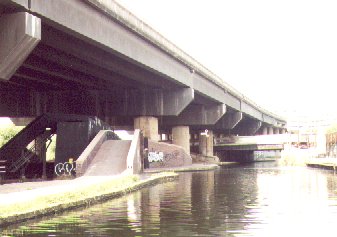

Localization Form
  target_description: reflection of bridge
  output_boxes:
[0,0,286,178]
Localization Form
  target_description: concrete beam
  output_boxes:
[233,118,262,136]
[29,0,192,87]
[2,0,29,8]
[263,114,277,126]
[246,120,262,136]
[0,12,41,80]
[241,101,263,121]
[106,88,194,116]
[193,73,241,110]
[215,111,243,130]
[163,103,226,126]
[4,89,193,118]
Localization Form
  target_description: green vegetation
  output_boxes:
[0,123,56,161]
[46,135,56,161]
[0,124,23,148]
[326,124,337,134]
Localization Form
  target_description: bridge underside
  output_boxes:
[0,0,286,179]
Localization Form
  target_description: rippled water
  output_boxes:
[2,162,337,237]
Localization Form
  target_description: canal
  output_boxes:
[2,162,337,236]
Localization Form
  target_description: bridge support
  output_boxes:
[163,104,226,126]
[35,134,47,179]
[199,130,214,157]
[172,126,190,155]
[215,111,243,130]
[134,116,159,141]
[268,127,274,135]
[262,126,268,135]
[234,118,262,136]
[0,12,41,80]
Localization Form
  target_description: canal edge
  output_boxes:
[0,173,178,227]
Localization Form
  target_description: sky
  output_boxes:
[115,0,337,120]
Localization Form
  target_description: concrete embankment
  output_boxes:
[306,158,337,171]
[0,172,177,227]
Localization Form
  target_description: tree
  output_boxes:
[0,125,23,147]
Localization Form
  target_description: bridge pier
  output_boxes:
[35,134,48,179]
[134,116,159,141]
[199,130,214,157]
[268,127,274,135]
[172,126,190,155]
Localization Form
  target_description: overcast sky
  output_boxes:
[116,0,337,120]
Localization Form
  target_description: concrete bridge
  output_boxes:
[0,0,286,176]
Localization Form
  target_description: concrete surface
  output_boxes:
[84,140,131,176]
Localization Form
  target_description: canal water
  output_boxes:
[2,162,337,237]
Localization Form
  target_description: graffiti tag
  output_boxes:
[148,151,164,162]
[55,162,75,176]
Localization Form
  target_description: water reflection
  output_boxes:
[2,163,337,236]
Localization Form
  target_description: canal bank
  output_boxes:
[0,163,220,227]
[0,172,178,227]
[306,158,337,171]
[3,163,337,237]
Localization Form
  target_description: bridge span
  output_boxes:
[0,0,286,178]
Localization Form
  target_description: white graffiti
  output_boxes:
[148,151,164,163]
[55,162,75,176]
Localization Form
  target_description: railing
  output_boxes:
[0,114,53,166]
[0,159,6,182]
[8,132,54,172]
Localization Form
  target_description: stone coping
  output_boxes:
[144,164,219,173]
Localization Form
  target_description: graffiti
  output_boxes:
[164,150,179,162]
[148,151,164,162]
[147,149,181,167]
[55,162,75,176]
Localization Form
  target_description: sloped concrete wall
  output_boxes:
[148,140,192,168]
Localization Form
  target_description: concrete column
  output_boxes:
[172,126,190,155]
[199,130,214,157]
[134,116,159,141]
[35,135,47,179]
[262,126,268,135]
[268,127,274,135]
[280,128,286,134]
[274,128,280,134]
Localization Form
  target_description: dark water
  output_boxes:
[2,163,337,237]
